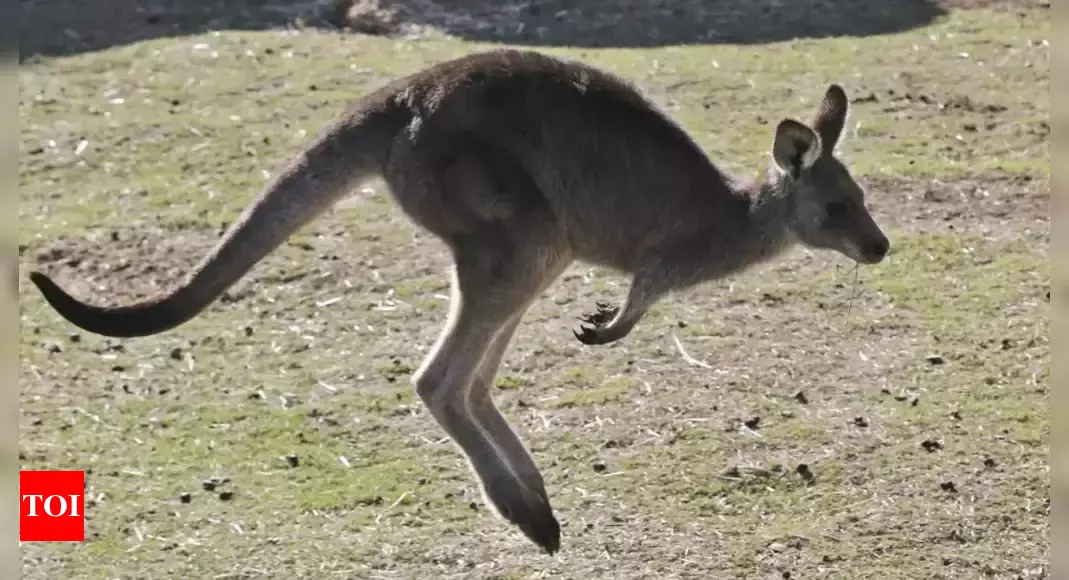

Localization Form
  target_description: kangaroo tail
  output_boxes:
[30,107,403,338]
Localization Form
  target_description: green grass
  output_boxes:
[18,2,1049,579]
[550,377,633,408]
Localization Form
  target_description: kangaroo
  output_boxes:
[28,49,890,554]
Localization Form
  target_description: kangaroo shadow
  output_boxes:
[20,0,948,60]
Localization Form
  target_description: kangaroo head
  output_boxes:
[769,84,890,265]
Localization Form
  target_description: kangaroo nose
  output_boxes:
[863,238,890,263]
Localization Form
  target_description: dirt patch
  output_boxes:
[26,229,218,303]
[866,175,1049,242]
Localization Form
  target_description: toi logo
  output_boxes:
[20,470,85,542]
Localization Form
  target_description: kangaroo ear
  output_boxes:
[812,84,849,153]
[772,119,821,178]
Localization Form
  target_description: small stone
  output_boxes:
[925,354,946,365]
[179,492,192,504]
[46,342,62,354]
[218,491,234,501]
[853,416,869,428]
[793,391,808,404]
[68,333,81,343]
[909,395,920,407]
[592,461,608,473]
[983,457,997,468]
[940,481,957,493]
[744,417,761,430]
[950,410,963,421]
[468,501,478,511]
[169,347,183,361]
[283,454,299,468]
[796,463,815,483]
[921,439,943,452]
[243,326,254,337]
[202,479,218,491]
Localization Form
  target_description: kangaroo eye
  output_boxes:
[825,200,850,218]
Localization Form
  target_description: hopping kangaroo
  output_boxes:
[30,49,890,554]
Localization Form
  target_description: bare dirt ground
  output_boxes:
[19,1,1049,579]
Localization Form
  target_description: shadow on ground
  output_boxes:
[20,0,950,59]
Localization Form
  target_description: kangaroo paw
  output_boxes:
[573,301,621,345]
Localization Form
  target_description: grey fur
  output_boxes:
[29,48,890,553]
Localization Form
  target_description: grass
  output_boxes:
[18,2,1049,579]
[550,377,633,408]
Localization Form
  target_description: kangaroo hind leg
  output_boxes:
[406,142,571,553]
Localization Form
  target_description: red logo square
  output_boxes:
[20,471,85,542]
